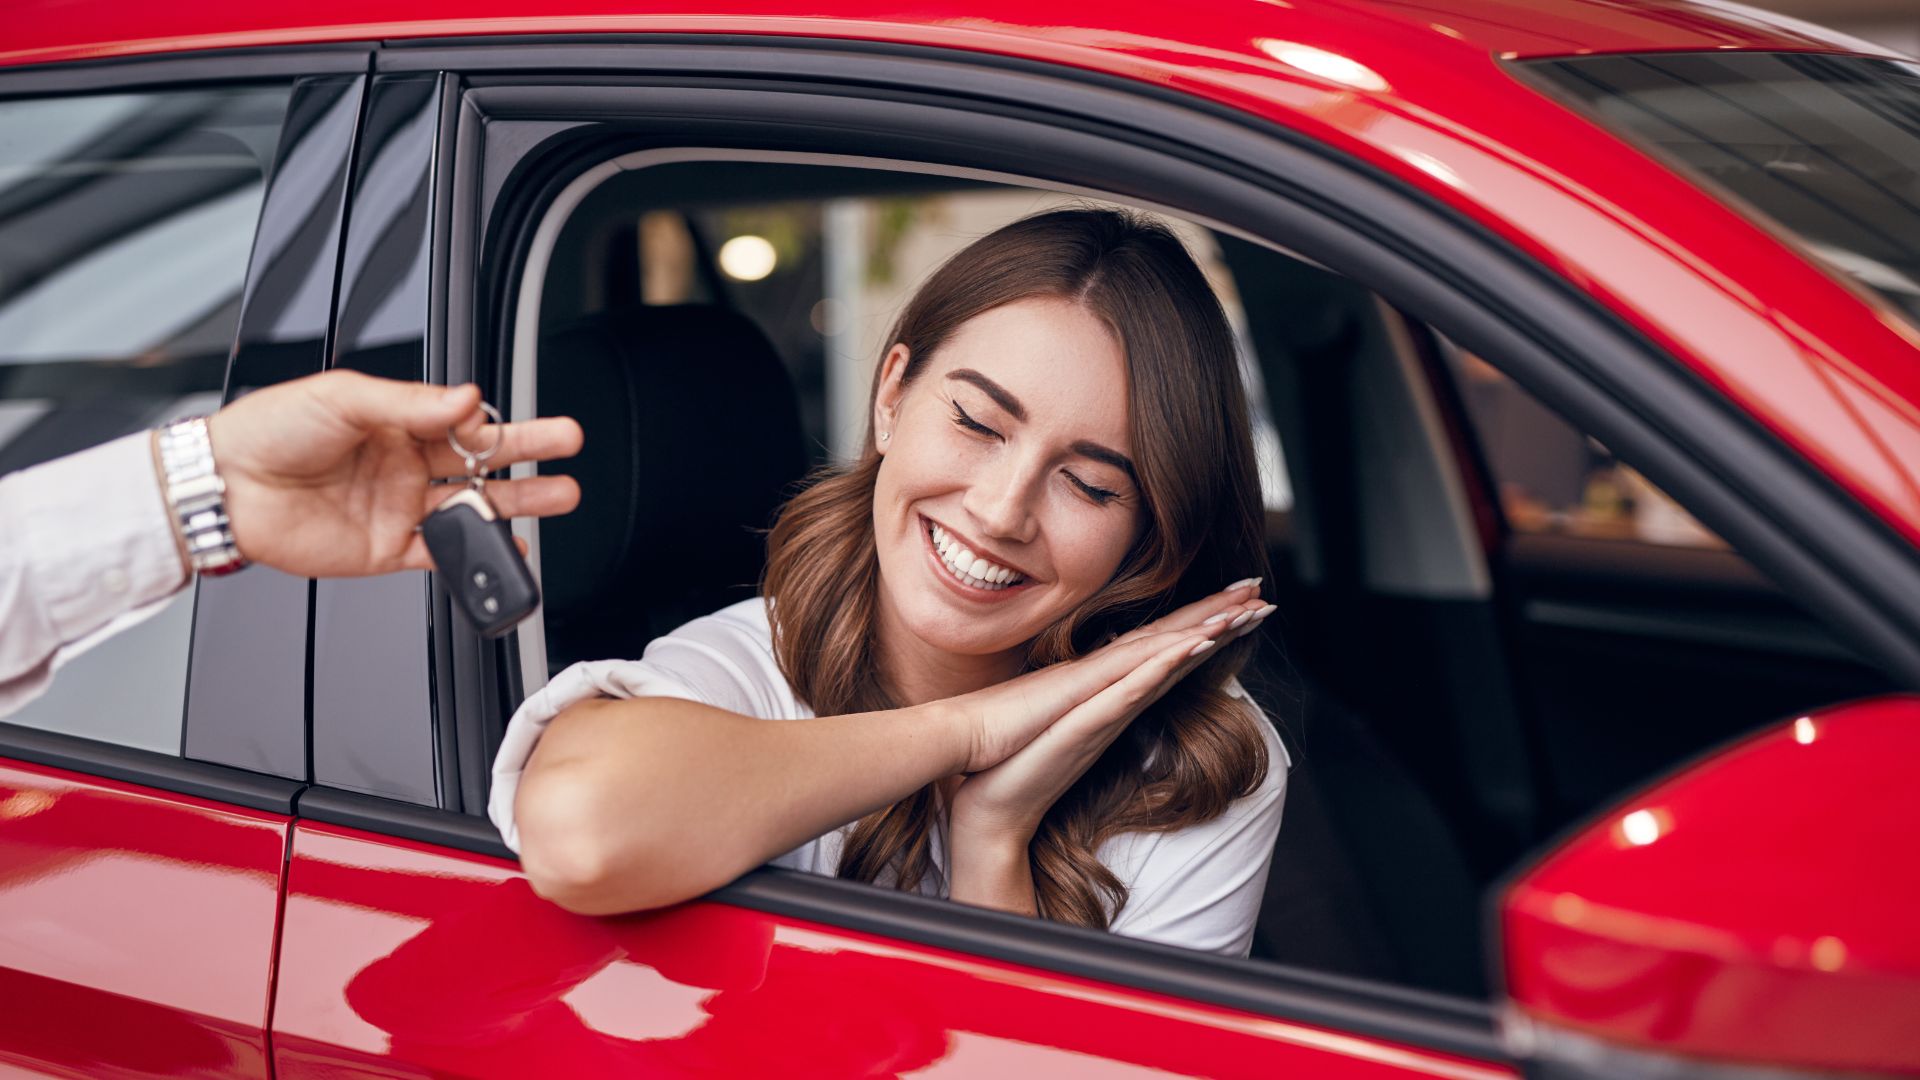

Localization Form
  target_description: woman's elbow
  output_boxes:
[514,770,705,915]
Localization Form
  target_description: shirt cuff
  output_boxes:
[11,431,190,645]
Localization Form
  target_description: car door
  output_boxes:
[264,43,1515,1080]
[0,54,364,1077]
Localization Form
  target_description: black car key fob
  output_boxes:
[422,488,540,637]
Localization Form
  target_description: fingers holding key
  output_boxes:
[426,415,585,478]
[423,474,582,520]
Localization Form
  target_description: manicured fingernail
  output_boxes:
[1188,640,1215,657]
[1228,611,1253,630]
[1255,604,1277,619]
[1203,612,1230,625]
[1227,576,1260,590]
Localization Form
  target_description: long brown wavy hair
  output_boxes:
[761,206,1271,928]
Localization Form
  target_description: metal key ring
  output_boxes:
[447,401,505,466]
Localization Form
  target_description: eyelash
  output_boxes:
[947,399,1122,506]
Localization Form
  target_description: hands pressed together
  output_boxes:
[944,579,1275,847]
[204,370,584,580]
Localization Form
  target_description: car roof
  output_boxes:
[0,0,1902,71]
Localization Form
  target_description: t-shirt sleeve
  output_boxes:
[1101,684,1290,958]
[488,603,786,853]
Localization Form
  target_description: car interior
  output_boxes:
[513,159,1900,1002]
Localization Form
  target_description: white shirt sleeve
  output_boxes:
[1102,688,1290,958]
[0,432,191,720]
[489,601,790,853]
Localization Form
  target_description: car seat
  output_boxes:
[535,303,809,672]
[1242,641,1488,999]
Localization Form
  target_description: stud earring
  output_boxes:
[880,431,890,442]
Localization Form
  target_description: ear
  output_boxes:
[872,343,912,454]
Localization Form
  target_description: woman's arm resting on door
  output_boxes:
[514,694,973,915]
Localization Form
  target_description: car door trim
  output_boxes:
[0,724,302,814]
[0,46,369,96]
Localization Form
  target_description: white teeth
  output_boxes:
[924,520,1024,591]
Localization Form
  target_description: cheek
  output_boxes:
[882,429,972,497]
[1049,504,1140,588]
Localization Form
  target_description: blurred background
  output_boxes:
[1748,0,1920,54]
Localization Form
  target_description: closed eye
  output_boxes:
[1066,471,1122,505]
[950,399,1000,438]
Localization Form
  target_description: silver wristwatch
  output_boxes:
[155,416,248,577]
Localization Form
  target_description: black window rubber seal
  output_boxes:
[0,44,371,97]
[0,723,303,815]
[295,784,514,856]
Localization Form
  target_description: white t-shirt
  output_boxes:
[490,597,1290,957]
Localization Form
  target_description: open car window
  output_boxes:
[526,162,1295,678]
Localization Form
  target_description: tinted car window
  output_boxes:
[1526,52,1920,327]
[1443,346,1725,549]
[0,85,292,752]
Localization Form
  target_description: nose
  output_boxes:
[962,449,1040,545]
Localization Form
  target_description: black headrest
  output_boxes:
[537,304,808,668]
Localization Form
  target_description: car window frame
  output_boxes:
[0,47,371,815]
[279,32,1920,1059]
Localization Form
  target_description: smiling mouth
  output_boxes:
[924,518,1028,592]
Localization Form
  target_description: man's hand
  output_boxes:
[204,370,584,579]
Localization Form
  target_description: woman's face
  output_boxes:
[871,296,1147,662]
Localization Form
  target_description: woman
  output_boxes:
[493,207,1288,957]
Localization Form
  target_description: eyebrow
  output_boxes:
[946,367,1138,483]
[947,368,1026,422]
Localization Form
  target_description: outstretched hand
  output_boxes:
[944,579,1274,845]
[204,370,584,579]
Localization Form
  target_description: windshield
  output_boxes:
[1524,52,1920,328]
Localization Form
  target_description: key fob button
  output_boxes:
[421,492,540,637]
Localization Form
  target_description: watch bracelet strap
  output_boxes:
[156,416,248,577]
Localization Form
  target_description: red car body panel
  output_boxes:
[1502,695,1920,1075]
[0,761,286,1078]
[271,822,1514,1078]
[6,0,1918,555]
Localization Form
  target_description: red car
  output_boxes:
[1,0,1916,1076]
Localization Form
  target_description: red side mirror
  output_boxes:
[1497,696,1920,1078]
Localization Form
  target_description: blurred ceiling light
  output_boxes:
[1254,39,1390,93]
[719,235,777,281]
[1619,808,1666,847]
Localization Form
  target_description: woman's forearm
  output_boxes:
[516,695,971,915]
[947,829,1038,918]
